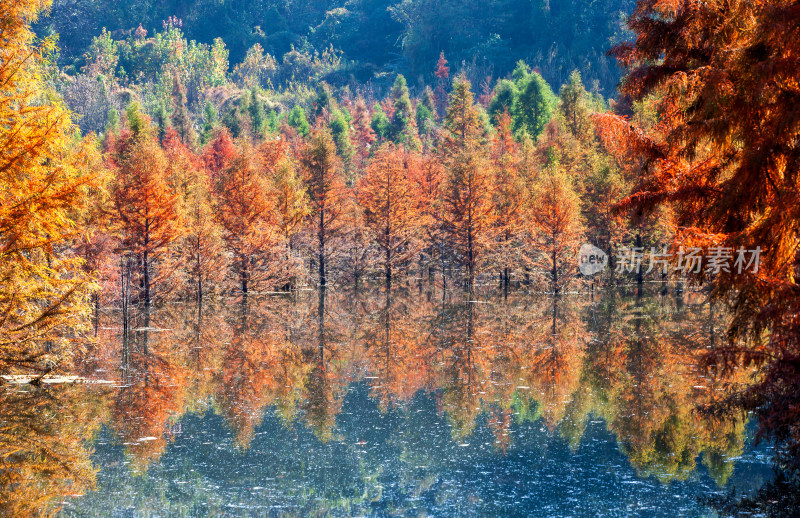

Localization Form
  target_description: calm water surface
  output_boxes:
[0,288,775,516]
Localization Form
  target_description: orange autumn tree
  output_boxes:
[107,104,184,307]
[593,0,800,473]
[260,138,310,288]
[269,146,310,247]
[440,75,496,287]
[528,167,585,294]
[208,131,276,295]
[300,122,349,288]
[358,144,422,285]
[351,96,377,174]
[0,0,100,374]
[490,112,527,289]
[413,151,447,280]
[163,130,224,301]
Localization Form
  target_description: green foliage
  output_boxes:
[558,70,592,140]
[510,66,556,139]
[266,109,280,134]
[329,109,353,167]
[288,105,310,137]
[115,26,229,105]
[312,82,335,119]
[248,90,267,137]
[488,79,517,123]
[154,102,169,142]
[43,0,633,97]
[170,77,195,146]
[126,101,146,135]
[106,107,119,134]
[416,102,433,135]
[221,98,247,138]
[388,74,412,142]
[232,43,278,89]
[371,104,390,142]
[201,102,218,144]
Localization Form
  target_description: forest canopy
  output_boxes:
[39,0,633,95]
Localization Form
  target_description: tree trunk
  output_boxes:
[636,233,644,287]
[319,210,327,287]
[240,254,249,295]
[143,219,151,307]
[143,249,151,307]
[552,248,558,295]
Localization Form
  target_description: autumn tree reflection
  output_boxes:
[82,286,755,488]
[214,299,307,448]
[111,309,190,472]
[361,288,434,410]
[585,291,750,484]
[0,386,109,517]
[298,290,350,442]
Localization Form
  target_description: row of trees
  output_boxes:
[90,67,647,309]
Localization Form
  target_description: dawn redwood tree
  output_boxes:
[528,167,584,294]
[0,0,100,374]
[388,75,412,142]
[490,112,527,289]
[301,123,349,288]
[260,138,310,289]
[413,151,447,280]
[210,135,275,295]
[202,127,238,179]
[108,105,184,307]
[558,70,594,143]
[358,144,422,285]
[269,147,310,247]
[593,0,800,471]
[351,97,377,174]
[170,74,196,148]
[388,75,421,149]
[440,75,496,287]
[163,130,224,301]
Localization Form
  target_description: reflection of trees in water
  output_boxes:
[360,288,436,410]
[214,299,308,448]
[112,308,190,473]
[82,287,754,485]
[0,385,109,517]
[587,290,749,485]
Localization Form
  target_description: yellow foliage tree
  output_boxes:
[0,0,99,374]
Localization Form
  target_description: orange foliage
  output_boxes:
[490,112,527,286]
[595,0,800,472]
[209,134,277,294]
[0,0,100,373]
[358,144,423,284]
[440,76,497,286]
[300,123,350,287]
[107,120,184,306]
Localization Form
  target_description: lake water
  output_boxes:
[0,287,775,516]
